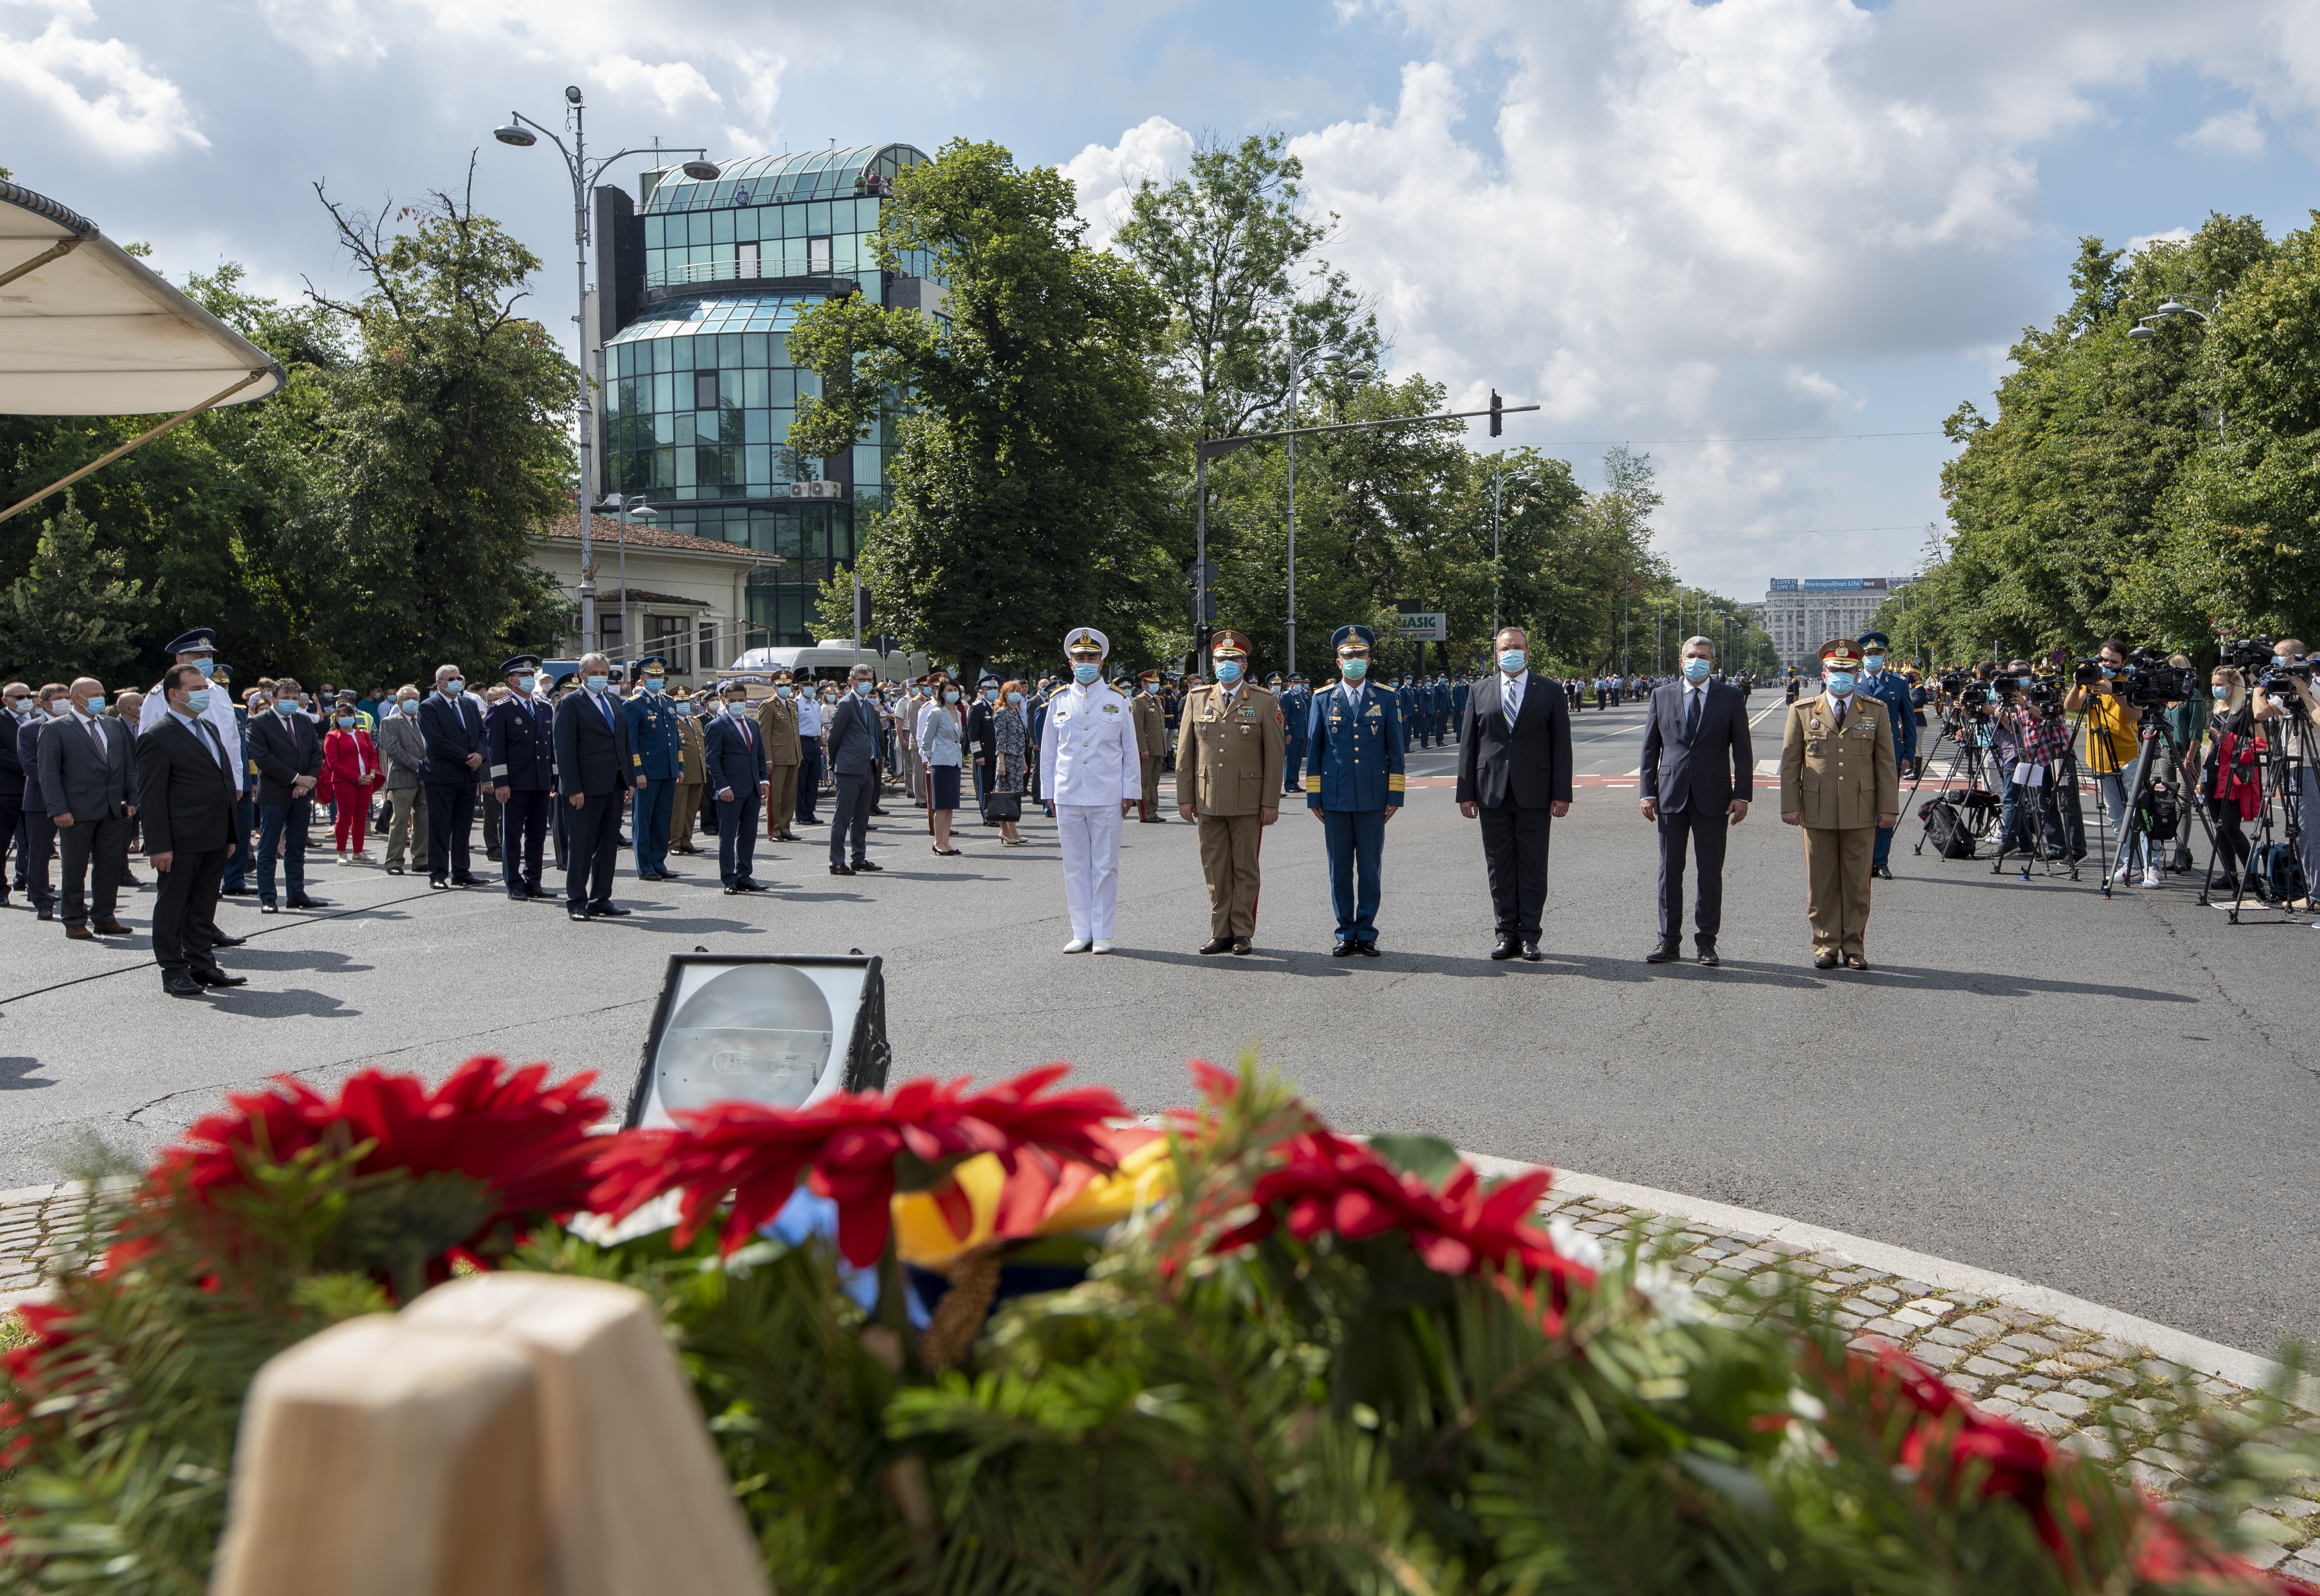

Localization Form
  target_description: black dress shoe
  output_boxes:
[219,885,255,896]
[723,884,745,895]
[1520,941,1544,961]
[830,863,855,876]
[450,875,484,887]
[1231,937,1252,956]
[1873,864,1895,880]
[384,865,404,876]
[1353,941,1381,957]
[1199,936,1233,955]
[526,886,556,900]
[588,903,632,917]
[209,933,248,948]
[259,902,280,914]
[568,906,592,922]
[739,880,768,892]
[35,908,53,922]
[1696,945,1720,967]
[1490,939,1518,961]
[164,973,209,998]
[120,873,143,889]
[1331,940,1357,957]
[285,895,331,909]
[1813,951,1838,970]
[93,920,133,937]
[193,970,249,988]
[852,859,883,873]
[507,888,529,901]
[1844,953,1869,970]
[1644,941,1682,964]
[429,878,450,890]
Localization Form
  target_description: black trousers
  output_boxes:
[499,787,552,891]
[0,796,19,900]
[152,844,227,980]
[482,787,503,858]
[1478,802,1552,940]
[423,779,476,882]
[1656,803,1731,945]
[795,742,824,822]
[717,790,760,884]
[565,790,625,908]
[20,812,55,910]
[830,772,874,867]
[55,811,132,926]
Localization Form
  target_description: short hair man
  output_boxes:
[1638,636,1750,967]
[551,652,644,920]
[1779,639,1898,970]
[40,676,138,938]
[1455,628,1572,961]
[137,664,248,997]
[1040,628,1141,952]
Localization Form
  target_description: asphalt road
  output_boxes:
[2,697,2312,1358]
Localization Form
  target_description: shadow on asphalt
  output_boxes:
[0,1060,55,1091]
[223,948,375,974]
[203,987,360,1019]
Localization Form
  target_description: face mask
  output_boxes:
[1072,662,1100,683]
[1825,671,1856,695]
[944,689,961,704]
[1341,658,1368,681]
[336,715,356,728]
[776,685,793,698]
[2099,664,2116,680]
[673,702,693,716]
[706,700,727,716]
[277,699,300,714]
[444,679,464,696]
[2213,685,2230,701]
[192,659,216,678]
[645,678,665,694]
[1499,650,1527,674]
[1215,661,1242,684]
[585,676,608,694]
[1007,691,1022,705]
[861,681,876,696]
[1863,655,1884,672]
[185,688,213,714]
[1682,657,1712,682]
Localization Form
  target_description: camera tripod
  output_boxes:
[1906,712,2001,857]
[2232,698,2318,923]
[2098,704,2227,909]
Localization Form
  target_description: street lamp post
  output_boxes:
[493,89,713,657]
[1281,354,1369,677]
[1486,465,1528,644]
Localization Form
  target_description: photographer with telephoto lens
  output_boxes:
[2065,639,2156,886]
[2201,664,2279,898]
[2252,638,2320,906]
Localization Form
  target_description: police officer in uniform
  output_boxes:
[1307,625,1405,955]
[623,656,683,880]
[1852,631,1917,879]
[1449,673,1470,745]
[1779,639,1898,970]
[140,630,251,896]
[484,655,557,901]
[1278,673,1310,793]
[1130,669,1169,822]
[1178,631,1283,954]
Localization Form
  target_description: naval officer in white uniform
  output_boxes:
[1039,626,1141,953]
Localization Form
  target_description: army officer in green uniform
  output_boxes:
[1779,638,1899,970]
[1176,630,1283,954]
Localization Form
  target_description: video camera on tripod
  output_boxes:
[2070,646,2197,711]
[2218,636,2316,718]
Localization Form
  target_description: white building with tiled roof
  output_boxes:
[527,513,766,683]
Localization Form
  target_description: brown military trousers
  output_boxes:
[1140,755,1162,819]
[1802,825,1872,956]
[1197,812,1264,939]
[765,764,798,840]
[671,781,703,849]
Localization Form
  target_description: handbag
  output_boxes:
[984,791,1022,822]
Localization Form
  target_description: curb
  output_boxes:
[1468,1154,2320,1415]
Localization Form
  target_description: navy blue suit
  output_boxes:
[1306,680,1404,946]
[552,689,637,909]
[485,694,557,893]
[1638,679,1754,949]
[1279,686,1310,793]
[417,691,484,883]
[703,711,765,886]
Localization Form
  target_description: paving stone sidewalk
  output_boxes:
[1538,1187,2320,1578]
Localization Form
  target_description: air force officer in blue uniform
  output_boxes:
[623,656,683,881]
[1305,625,1404,955]
[485,654,557,901]
[1853,631,1916,878]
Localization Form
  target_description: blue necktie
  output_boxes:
[1685,688,1702,742]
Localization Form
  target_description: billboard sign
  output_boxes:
[1393,612,1448,642]
[1768,578,1798,591]
[1798,577,1888,591]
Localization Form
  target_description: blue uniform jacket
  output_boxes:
[1451,681,1469,718]
[1859,669,1918,763]
[623,693,684,780]
[1305,681,1405,812]
[1280,687,1309,742]
[484,694,557,791]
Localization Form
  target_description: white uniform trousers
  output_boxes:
[1056,803,1123,939]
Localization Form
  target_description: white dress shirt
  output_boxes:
[1500,668,1528,723]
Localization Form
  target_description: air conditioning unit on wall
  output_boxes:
[788,479,844,500]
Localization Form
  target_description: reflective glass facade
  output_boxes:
[595,143,932,646]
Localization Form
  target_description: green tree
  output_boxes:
[0,496,159,684]
[788,139,1177,683]
[302,169,577,684]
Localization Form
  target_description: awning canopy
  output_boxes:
[0,179,283,416]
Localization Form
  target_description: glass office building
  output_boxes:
[592,143,937,646]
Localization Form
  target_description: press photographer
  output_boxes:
[2249,637,2320,901]
[2063,640,2199,888]
[1991,661,2080,866]
[2198,663,2280,898]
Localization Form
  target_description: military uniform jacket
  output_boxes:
[676,712,706,783]
[1131,691,1167,758]
[1279,687,1310,742]
[1038,680,1141,806]
[1305,681,1406,813]
[623,693,683,780]
[1178,683,1284,815]
[1857,669,1918,763]
[1779,692,1899,830]
[484,694,558,791]
[755,695,802,766]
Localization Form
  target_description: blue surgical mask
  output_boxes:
[2099,664,2116,680]
[1341,658,1368,681]
[444,679,464,696]
[1682,658,1712,682]
[645,678,665,695]
[1826,671,1856,695]
[336,715,356,728]
[276,698,300,714]
[584,676,608,694]
[1499,650,1527,674]
[2213,685,2230,701]
[776,685,793,698]
[859,681,875,696]
[185,688,213,713]
[1073,663,1100,684]
[673,702,693,716]
[944,689,961,703]
[1215,661,1242,684]
[192,658,216,679]
[1863,655,1884,672]
[1007,691,1022,705]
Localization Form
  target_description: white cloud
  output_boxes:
[0,11,207,164]
[2179,106,2265,156]
[1061,115,1195,246]
[593,56,723,121]
[2128,225,2195,255]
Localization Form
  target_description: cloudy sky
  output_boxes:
[6,0,2319,598]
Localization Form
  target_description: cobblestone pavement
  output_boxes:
[0,1184,96,1305]
[1537,1186,2320,1577]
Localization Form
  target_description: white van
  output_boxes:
[724,640,929,688]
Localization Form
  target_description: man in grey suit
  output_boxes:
[825,663,885,876]
[1638,636,1754,967]
[38,676,136,940]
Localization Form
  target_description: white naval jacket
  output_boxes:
[1038,680,1141,806]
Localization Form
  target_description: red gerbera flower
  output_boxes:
[1209,1131,1595,1325]
[588,1064,1130,1266]
[151,1055,608,1231]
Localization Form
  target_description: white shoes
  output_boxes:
[1091,940,1113,955]
[2111,865,2133,884]
[335,851,350,867]
[1062,937,1091,954]
[2142,866,2163,887]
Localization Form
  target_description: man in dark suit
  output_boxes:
[826,665,885,875]
[135,665,249,998]
[15,688,60,919]
[704,681,769,891]
[0,681,27,907]
[247,677,331,914]
[39,676,138,939]
[418,662,487,889]
[1638,635,1754,967]
[552,653,644,921]
[1455,627,1573,961]
[485,654,558,902]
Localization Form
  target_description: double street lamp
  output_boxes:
[1485,464,1529,643]
[599,494,656,670]
[1281,353,1369,675]
[492,87,715,657]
